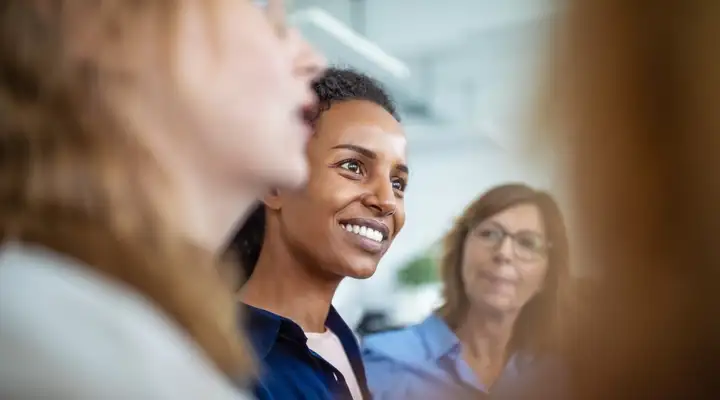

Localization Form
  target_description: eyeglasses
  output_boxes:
[470,221,550,261]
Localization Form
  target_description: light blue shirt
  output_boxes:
[361,314,561,400]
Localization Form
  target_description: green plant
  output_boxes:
[396,252,440,287]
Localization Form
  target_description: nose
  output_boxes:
[361,179,397,217]
[493,235,514,264]
[290,29,326,82]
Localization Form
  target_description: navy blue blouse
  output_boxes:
[241,304,370,400]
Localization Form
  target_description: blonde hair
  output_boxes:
[0,1,251,375]
[545,0,720,397]
[436,183,570,355]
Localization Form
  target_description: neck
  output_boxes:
[455,307,519,364]
[240,233,342,333]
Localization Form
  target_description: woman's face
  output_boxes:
[268,100,408,279]
[461,203,550,314]
[169,0,325,190]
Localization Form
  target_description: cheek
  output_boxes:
[460,262,476,291]
[520,262,549,293]
[282,183,342,231]
[393,207,406,235]
[460,261,490,302]
[305,169,362,208]
[281,198,326,254]
[461,241,493,271]
[225,44,291,130]
[173,42,289,158]
[183,5,293,126]
[459,247,486,284]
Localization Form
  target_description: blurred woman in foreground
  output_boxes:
[505,0,720,398]
[0,0,322,398]
[363,183,569,399]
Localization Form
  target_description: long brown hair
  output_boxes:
[544,0,720,397]
[436,183,569,355]
[0,1,250,375]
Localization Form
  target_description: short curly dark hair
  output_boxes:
[308,67,399,122]
[228,67,399,282]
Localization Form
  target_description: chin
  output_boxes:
[338,261,378,280]
[478,295,519,314]
[347,269,376,280]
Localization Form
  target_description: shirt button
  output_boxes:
[333,372,339,381]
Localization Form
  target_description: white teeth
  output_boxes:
[341,224,384,243]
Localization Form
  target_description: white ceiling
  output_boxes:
[292,0,553,54]
[291,0,556,149]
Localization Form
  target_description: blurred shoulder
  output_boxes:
[362,325,425,359]
[0,242,249,399]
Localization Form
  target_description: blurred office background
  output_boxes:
[288,0,566,333]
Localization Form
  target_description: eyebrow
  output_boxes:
[481,220,545,236]
[331,144,409,174]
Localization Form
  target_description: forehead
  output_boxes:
[311,100,407,161]
[486,203,545,234]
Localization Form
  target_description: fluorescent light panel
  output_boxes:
[291,7,411,79]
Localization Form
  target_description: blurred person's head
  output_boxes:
[233,67,407,282]
[437,183,569,355]
[0,0,323,375]
[542,0,720,397]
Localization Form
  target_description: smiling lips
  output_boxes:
[479,271,518,294]
[340,223,384,242]
[338,218,390,254]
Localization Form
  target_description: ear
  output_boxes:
[263,188,283,211]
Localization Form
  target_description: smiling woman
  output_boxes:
[230,67,407,400]
[233,68,406,280]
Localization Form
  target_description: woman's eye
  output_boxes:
[478,229,500,239]
[339,160,362,174]
[518,235,544,251]
[392,178,407,192]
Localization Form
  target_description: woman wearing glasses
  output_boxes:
[362,183,569,399]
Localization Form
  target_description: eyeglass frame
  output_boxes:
[468,220,552,262]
